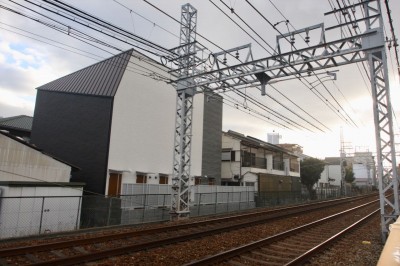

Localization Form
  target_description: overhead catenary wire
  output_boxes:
[206,0,334,132]
[244,0,358,127]
[383,0,400,80]
[1,1,175,82]
[0,5,170,81]
[213,0,353,127]
[140,0,325,131]
[328,0,398,127]
[23,0,175,57]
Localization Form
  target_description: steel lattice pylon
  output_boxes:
[369,49,399,240]
[170,4,197,219]
[169,1,399,238]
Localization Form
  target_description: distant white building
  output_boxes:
[319,152,376,189]
[267,132,281,145]
[0,131,83,239]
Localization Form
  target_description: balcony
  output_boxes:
[273,160,284,171]
[241,157,267,169]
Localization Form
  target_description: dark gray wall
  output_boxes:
[201,94,223,184]
[31,90,113,195]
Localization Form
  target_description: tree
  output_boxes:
[300,157,325,200]
[345,166,355,183]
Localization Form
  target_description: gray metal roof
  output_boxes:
[0,115,33,132]
[37,49,134,97]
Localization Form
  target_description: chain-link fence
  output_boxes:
[0,196,81,239]
[1,185,368,240]
[0,186,255,239]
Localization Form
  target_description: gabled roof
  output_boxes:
[36,49,134,97]
[224,130,293,155]
[324,157,341,165]
[0,115,33,132]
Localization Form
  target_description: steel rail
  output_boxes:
[0,194,377,265]
[184,202,379,265]
[0,194,374,258]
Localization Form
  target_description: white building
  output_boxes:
[320,153,376,189]
[320,157,342,188]
[0,131,83,238]
[31,49,223,196]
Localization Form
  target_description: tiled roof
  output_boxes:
[224,130,292,154]
[36,49,133,97]
[0,115,33,132]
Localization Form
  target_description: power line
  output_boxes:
[213,0,353,127]
[113,0,180,39]
[207,1,335,132]
[140,0,322,131]
[0,2,173,82]
[383,0,400,81]
[27,0,174,57]
[245,0,358,127]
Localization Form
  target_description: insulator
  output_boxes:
[352,23,358,29]
[230,8,234,13]
[235,51,239,59]
[223,56,227,64]
[290,34,295,45]
[305,36,310,43]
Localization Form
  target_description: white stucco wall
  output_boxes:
[107,53,204,190]
[320,165,341,187]
[0,133,72,183]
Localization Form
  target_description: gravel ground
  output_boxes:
[95,204,383,265]
[309,213,384,265]
[1,197,384,265]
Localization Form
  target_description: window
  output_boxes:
[222,150,236,161]
[242,150,255,167]
[159,175,168,184]
[290,158,300,172]
[245,182,255,187]
[136,174,147,183]
[195,176,201,185]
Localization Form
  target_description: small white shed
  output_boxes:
[0,131,84,239]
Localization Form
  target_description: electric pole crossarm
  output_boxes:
[170,31,380,89]
[324,0,376,15]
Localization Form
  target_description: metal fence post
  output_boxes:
[197,193,201,216]
[215,191,218,214]
[106,197,112,226]
[227,192,229,212]
[38,197,45,235]
[142,193,147,222]
[75,196,81,230]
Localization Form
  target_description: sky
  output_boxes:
[1,0,400,160]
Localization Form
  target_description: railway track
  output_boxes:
[0,194,378,266]
[185,202,378,265]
